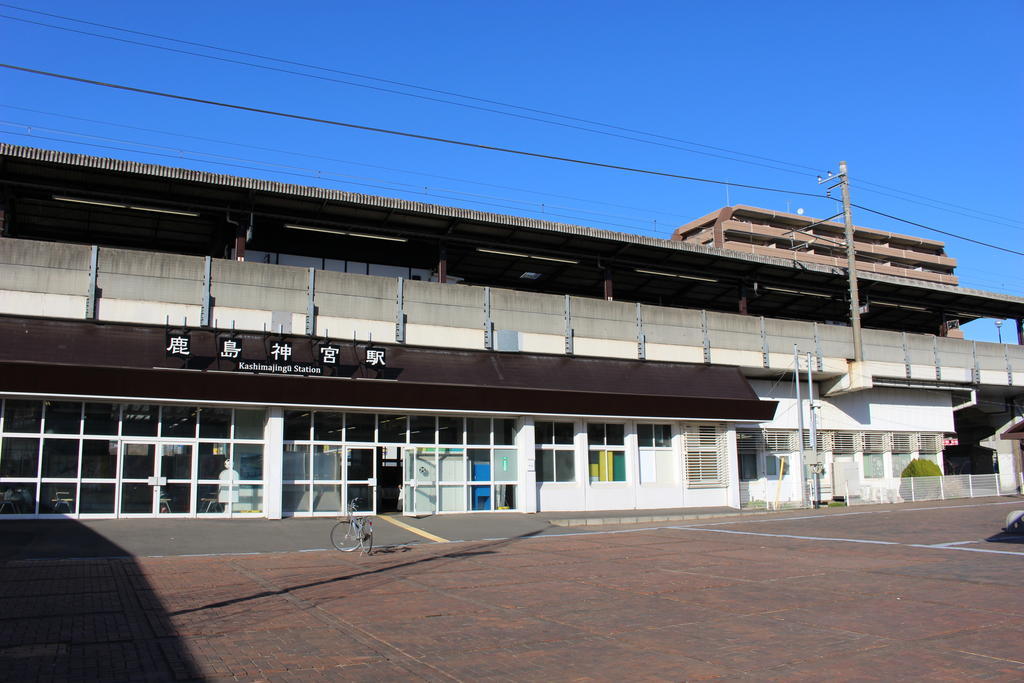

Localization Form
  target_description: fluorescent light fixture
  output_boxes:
[346,232,407,243]
[873,301,929,312]
[520,272,542,280]
[634,268,716,283]
[284,224,406,242]
[53,195,125,209]
[762,286,832,299]
[477,248,577,264]
[126,205,199,217]
[53,195,199,216]
[285,223,342,234]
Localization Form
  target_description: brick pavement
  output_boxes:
[1,501,1023,681]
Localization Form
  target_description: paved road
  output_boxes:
[2,497,1023,680]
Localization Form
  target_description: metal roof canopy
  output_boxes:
[2,144,1022,335]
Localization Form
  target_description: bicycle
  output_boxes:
[331,498,374,555]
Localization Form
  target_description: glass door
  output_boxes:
[119,442,194,516]
[346,447,376,513]
[405,447,438,515]
[119,442,156,515]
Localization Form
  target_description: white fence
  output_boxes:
[846,474,1004,505]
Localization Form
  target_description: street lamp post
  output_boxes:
[995,319,1004,344]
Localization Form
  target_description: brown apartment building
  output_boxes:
[673,205,957,287]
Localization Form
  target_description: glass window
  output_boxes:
[83,403,119,436]
[121,443,155,479]
[892,453,914,476]
[282,484,309,513]
[537,421,574,445]
[470,484,491,510]
[638,424,672,448]
[587,423,623,446]
[438,449,465,482]
[438,417,463,444]
[739,453,758,481]
[409,416,435,444]
[588,450,626,482]
[81,440,117,479]
[764,454,788,477]
[198,408,231,439]
[233,485,263,513]
[378,414,408,443]
[198,443,229,479]
[468,449,491,481]
[439,486,465,512]
[284,410,312,441]
[314,411,344,441]
[39,483,76,514]
[537,449,575,483]
[344,413,375,442]
[493,449,517,482]
[313,445,343,480]
[863,453,885,478]
[235,444,264,480]
[347,484,372,512]
[0,437,39,477]
[3,400,42,433]
[494,484,516,510]
[0,483,36,514]
[495,419,516,446]
[44,401,81,434]
[234,409,265,440]
[122,404,158,437]
[161,406,197,439]
[346,448,374,480]
[161,444,193,479]
[79,483,115,514]
[466,418,490,445]
[41,439,78,478]
[312,484,343,512]
[283,445,309,480]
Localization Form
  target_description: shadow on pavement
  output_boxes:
[170,528,542,618]
[0,520,201,681]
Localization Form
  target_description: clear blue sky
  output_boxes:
[2,1,1021,342]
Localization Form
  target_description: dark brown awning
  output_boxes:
[0,317,776,420]
[1002,420,1024,440]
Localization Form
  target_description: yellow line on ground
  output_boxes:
[376,514,449,543]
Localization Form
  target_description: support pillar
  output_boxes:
[438,245,448,284]
[1017,318,1023,346]
[603,268,613,301]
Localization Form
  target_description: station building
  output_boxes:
[1,144,1022,519]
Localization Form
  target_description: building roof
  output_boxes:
[2,144,1023,334]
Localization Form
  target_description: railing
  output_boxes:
[846,474,1003,505]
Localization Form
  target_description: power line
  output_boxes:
[4,7,1019,234]
[851,204,1024,257]
[0,3,826,176]
[4,5,1019,233]
[0,63,828,200]
[0,104,695,223]
[0,121,685,234]
[4,63,1022,260]
[0,10,820,179]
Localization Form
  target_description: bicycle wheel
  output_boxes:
[330,520,359,552]
[360,520,373,555]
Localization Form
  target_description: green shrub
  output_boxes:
[901,459,942,478]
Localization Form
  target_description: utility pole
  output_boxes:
[819,162,863,362]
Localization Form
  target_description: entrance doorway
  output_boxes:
[119,442,193,516]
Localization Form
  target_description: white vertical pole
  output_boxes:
[519,417,537,513]
[793,345,809,507]
[264,407,284,520]
[939,476,945,500]
[968,475,974,498]
[910,477,915,502]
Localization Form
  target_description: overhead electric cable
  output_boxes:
[0,63,827,200]
[0,104,694,222]
[0,3,825,175]
[0,131,676,235]
[851,204,1024,257]
[4,5,1016,231]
